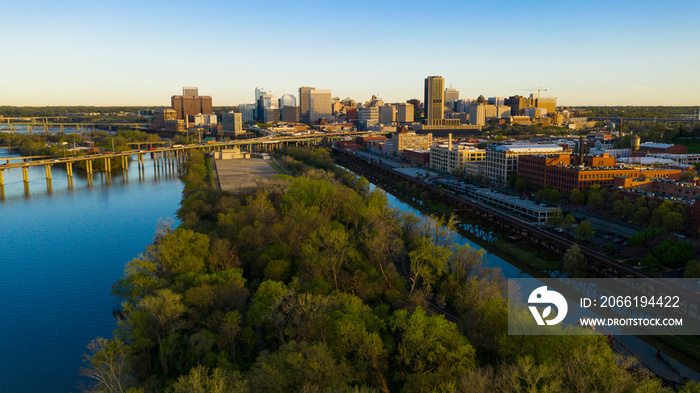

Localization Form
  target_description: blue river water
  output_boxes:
[0,149,184,392]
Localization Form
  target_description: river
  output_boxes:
[0,149,184,393]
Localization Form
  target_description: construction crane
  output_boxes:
[519,87,548,96]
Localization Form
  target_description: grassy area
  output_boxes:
[495,240,561,271]
[656,335,700,363]
[674,139,700,154]
[267,159,286,175]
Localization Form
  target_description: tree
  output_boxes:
[547,209,564,226]
[81,338,132,393]
[562,244,585,276]
[139,289,187,378]
[561,214,577,232]
[407,237,451,295]
[158,228,211,276]
[662,211,684,233]
[684,261,700,278]
[575,220,594,240]
[171,366,248,393]
[302,224,351,291]
[569,189,585,206]
[390,308,475,390]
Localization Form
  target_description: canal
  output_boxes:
[352,162,700,385]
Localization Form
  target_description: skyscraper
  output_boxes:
[171,95,212,122]
[183,87,198,96]
[424,76,444,125]
[278,94,297,110]
[299,86,315,123]
[255,87,267,121]
[444,86,459,103]
[308,90,332,122]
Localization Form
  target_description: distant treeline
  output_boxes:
[0,106,168,117]
[584,106,699,119]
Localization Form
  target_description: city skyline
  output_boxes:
[2,0,699,106]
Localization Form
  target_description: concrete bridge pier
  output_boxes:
[44,164,52,181]
[22,167,28,183]
[24,182,30,197]
[104,157,111,174]
[0,185,5,201]
[121,155,128,171]
[0,169,4,187]
[66,162,73,177]
[46,177,53,194]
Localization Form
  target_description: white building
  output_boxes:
[358,106,379,130]
[469,104,497,126]
[429,136,485,173]
[485,144,565,185]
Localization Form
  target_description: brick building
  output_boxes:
[638,142,688,155]
[517,153,682,195]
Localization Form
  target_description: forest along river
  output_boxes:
[0,148,696,392]
[359,170,700,385]
[0,148,184,393]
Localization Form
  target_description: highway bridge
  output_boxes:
[0,131,372,190]
[589,116,700,128]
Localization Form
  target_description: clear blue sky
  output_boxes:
[2,0,699,106]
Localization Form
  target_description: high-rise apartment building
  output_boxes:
[308,90,332,122]
[183,87,198,96]
[299,86,315,123]
[397,103,414,123]
[424,76,445,125]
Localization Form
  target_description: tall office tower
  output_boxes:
[282,106,300,123]
[222,112,244,135]
[308,90,332,122]
[397,103,414,123]
[488,97,505,106]
[444,86,459,103]
[278,94,297,110]
[255,87,267,121]
[424,76,445,125]
[358,106,379,130]
[536,97,557,115]
[258,94,277,121]
[238,104,256,124]
[183,87,198,96]
[379,105,396,124]
[171,95,212,122]
[299,86,315,123]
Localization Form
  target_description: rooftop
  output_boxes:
[490,144,564,152]
[640,142,674,149]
